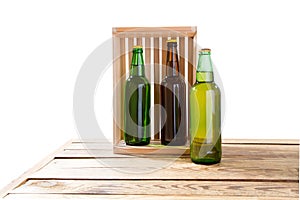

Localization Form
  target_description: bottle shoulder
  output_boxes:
[161,76,186,85]
[191,82,220,93]
[126,76,150,85]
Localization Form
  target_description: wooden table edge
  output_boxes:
[71,138,299,145]
[0,139,73,198]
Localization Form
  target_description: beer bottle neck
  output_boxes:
[166,44,180,77]
[196,51,214,83]
[130,49,145,77]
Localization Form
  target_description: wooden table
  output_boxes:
[1,139,299,199]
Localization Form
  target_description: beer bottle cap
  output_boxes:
[133,45,143,49]
[200,48,211,53]
[167,39,177,43]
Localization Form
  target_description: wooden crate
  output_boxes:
[112,27,197,154]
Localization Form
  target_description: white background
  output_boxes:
[0,0,299,190]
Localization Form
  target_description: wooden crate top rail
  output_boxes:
[113,26,197,37]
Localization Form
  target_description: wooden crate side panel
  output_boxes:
[113,36,126,145]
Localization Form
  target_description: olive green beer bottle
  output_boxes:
[124,46,151,145]
[160,40,186,145]
[190,49,221,164]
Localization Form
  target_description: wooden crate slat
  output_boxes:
[153,37,160,140]
[187,36,195,86]
[144,37,151,81]
[127,37,134,72]
[112,36,120,145]
[136,37,142,46]
[161,37,168,79]
[179,36,186,77]
[158,36,168,141]
[12,180,298,197]
[113,36,126,144]
[119,37,126,141]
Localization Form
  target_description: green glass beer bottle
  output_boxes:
[190,48,221,164]
[124,46,151,146]
[161,40,187,145]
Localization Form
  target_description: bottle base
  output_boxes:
[191,157,221,165]
[125,142,150,146]
[125,139,150,146]
[161,140,187,146]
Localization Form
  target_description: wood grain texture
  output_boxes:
[13,180,298,197]
[144,37,151,82]
[161,37,168,79]
[179,36,185,77]
[187,36,195,86]
[72,138,299,145]
[29,144,298,182]
[119,37,126,141]
[66,140,299,150]
[5,194,297,200]
[127,37,134,72]
[28,161,298,182]
[1,140,299,199]
[72,138,299,144]
[113,26,197,37]
[153,37,160,140]
[39,156,299,170]
[136,37,142,46]
[112,36,121,144]
[58,143,299,158]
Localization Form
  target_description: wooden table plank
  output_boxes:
[1,139,299,199]
[222,139,299,145]
[70,139,299,144]
[40,157,299,169]
[28,156,298,181]
[68,142,299,150]
[12,180,298,197]
[56,144,299,159]
[4,194,298,200]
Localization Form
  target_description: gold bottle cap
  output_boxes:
[133,45,143,49]
[167,39,177,43]
[199,48,211,53]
